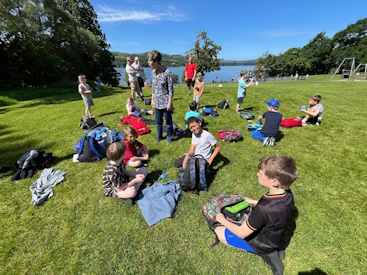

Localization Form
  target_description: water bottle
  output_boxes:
[158,171,171,180]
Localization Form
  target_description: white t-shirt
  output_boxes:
[126,65,137,82]
[192,130,217,160]
[126,102,139,113]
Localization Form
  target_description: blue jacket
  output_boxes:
[137,181,181,226]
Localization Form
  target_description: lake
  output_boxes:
[116,65,256,84]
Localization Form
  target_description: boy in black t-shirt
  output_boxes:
[214,156,298,274]
[251,98,282,146]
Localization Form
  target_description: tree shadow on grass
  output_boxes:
[144,169,163,186]
[148,149,160,159]
[51,153,75,166]
[98,111,118,117]
[298,268,327,275]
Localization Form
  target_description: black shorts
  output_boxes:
[186,78,194,87]
[137,77,144,88]
[237,97,244,104]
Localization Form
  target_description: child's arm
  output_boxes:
[301,107,319,118]
[216,212,254,239]
[207,142,221,166]
[246,78,254,88]
[183,144,195,169]
[258,115,263,125]
[131,144,149,161]
[244,197,258,206]
[199,82,205,97]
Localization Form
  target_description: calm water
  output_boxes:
[116,65,256,85]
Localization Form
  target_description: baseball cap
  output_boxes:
[126,56,132,62]
[134,57,139,60]
[265,98,280,107]
[197,72,202,78]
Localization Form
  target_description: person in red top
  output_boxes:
[122,126,149,167]
[184,56,197,95]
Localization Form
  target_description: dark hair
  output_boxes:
[311,95,322,103]
[189,101,197,111]
[147,49,162,64]
[257,156,298,189]
[186,116,200,126]
[106,142,126,161]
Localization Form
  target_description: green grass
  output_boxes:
[0,76,366,274]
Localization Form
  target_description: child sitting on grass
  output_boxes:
[78,74,94,117]
[122,126,149,168]
[181,117,221,169]
[126,97,141,117]
[214,156,298,274]
[251,98,282,146]
[184,101,204,129]
[102,142,147,206]
[299,95,323,125]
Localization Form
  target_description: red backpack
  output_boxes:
[216,130,242,142]
[280,118,302,128]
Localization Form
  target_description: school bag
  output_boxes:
[216,130,242,142]
[79,115,97,130]
[202,107,218,117]
[240,109,255,120]
[77,135,103,162]
[178,155,209,194]
[217,99,229,109]
[144,98,152,105]
[280,118,302,128]
[85,123,112,155]
[203,194,252,247]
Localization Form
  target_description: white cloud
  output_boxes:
[97,5,185,23]
[260,29,316,37]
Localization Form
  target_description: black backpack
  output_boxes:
[77,135,103,162]
[178,155,208,194]
[79,115,97,130]
[217,99,229,109]
[144,98,152,105]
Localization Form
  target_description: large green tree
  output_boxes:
[187,31,222,75]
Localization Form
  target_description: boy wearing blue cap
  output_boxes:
[251,98,282,146]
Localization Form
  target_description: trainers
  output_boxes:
[262,137,269,146]
[167,140,172,145]
[269,137,276,146]
[125,198,135,206]
[154,138,162,144]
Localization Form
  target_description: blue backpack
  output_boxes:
[202,107,218,117]
[77,135,103,162]
[178,155,208,194]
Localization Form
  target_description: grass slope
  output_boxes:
[0,76,366,274]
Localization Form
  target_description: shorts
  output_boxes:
[84,98,94,107]
[193,94,200,104]
[237,97,244,104]
[130,81,139,94]
[224,228,256,253]
[186,78,194,88]
[137,77,144,88]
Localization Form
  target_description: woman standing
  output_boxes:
[148,49,174,145]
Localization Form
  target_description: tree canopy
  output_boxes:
[0,0,119,88]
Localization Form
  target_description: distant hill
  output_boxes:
[112,51,257,67]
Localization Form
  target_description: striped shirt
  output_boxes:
[102,161,127,198]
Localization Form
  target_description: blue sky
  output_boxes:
[89,0,366,60]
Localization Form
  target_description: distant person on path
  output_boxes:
[184,56,197,95]
[78,74,94,117]
[132,57,145,101]
[236,71,254,113]
[299,95,323,125]
[148,49,174,145]
[126,56,139,101]
[95,75,101,91]
[102,142,147,206]
[193,72,205,109]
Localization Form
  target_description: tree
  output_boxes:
[172,74,179,84]
[187,31,222,75]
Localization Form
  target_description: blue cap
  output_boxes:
[265,98,280,107]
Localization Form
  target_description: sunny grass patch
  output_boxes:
[1,78,367,274]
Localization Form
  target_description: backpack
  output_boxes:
[203,194,252,247]
[77,135,103,162]
[280,118,302,128]
[178,155,208,194]
[240,110,255,120]
[79,115,97,130]
[144,98,152,105]
[85,123,111,155]
[216,130,242,142]
[202,107,218,117]
[217,99,229,109]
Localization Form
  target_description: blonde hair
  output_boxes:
[257,156,298,189]
[78,74,86,79]
[106,142,126,161]
[123,126,138,140]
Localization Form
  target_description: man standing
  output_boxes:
[132,57,145,101]
[126,56,139,100]
[184,56,197,95]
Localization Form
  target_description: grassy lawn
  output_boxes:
[0,75,366,274]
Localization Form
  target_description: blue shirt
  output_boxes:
[151,66,174,110]
[237,79,247,98]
